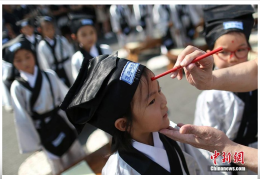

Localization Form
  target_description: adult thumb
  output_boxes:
[180,124,204,138]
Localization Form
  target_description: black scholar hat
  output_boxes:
[6,37,36,64]
[68,13,95,34]
[16,18,34,29]
[60,52,145,135]
[36,16,54,27]
[204,5,255,49]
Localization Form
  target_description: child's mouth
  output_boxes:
[163,113,168,118]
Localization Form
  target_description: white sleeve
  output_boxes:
[194,90,244,140]
[2,80,13,107]
[153,5,168,37]
[110,5,120,33]
[2,60,13,80]
[133,5,141,21]
[10,81,41,153]
[187,5,201,26]
[61,36,74,57]
[170,5,182,30]
[71,52,83,81]
[37,41,51,70]
[100,44,112,55]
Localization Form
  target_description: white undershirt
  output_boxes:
[45,37,55,46]
[19,66,38,88]
[132,132,171,172]
[89,44,99,57]
[26,34,35,44]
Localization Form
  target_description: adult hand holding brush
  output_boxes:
[162,45,257,92]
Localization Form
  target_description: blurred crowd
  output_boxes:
[2,5,206,49]
[2,4,211,112]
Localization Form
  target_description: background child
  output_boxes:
[187,5,257,175]
[109,5,138,48]
[36,16,74,87]
[69,14,112,80]
[60,52,201,175]
[16,18,42,50]
[15,18,42,67]
[9,39,86,174]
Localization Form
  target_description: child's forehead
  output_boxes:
[14,49,32,56]
[215,33,247,48]
[78,25,95,33]
[41,21,54,27]
[137,72,158,96]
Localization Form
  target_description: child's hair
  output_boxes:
[111,67,151,153]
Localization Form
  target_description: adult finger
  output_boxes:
[180,49,205,67]
[171,45,200,78]
[179,124,206,137]
[159,128,196,144]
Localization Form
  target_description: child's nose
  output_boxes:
[228,53,238,63]
[161,98,167,108]
[22,60,27,66]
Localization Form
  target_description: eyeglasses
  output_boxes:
[216,47,250,61]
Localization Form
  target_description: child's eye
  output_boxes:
[237,48,246,52]
[220,51,229,55]
[149,99,155,105]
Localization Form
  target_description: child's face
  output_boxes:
[13,49,35,74]
[77,26,97,49]
[213,33,249,69]
[131,71,170,135]
[21,25,34,36]
[41,22,55,39]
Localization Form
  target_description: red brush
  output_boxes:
[151,47,223,81]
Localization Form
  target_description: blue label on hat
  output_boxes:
[81,19,93,25]
[2,38,9,44]
[21,21,28,27]
[120,61,140,85]
[223,21,243,30]
[44,16,52,22]
[9,42,21,52]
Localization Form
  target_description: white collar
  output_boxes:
[132,132,171,172]
[20,66,38,88]
[45,37,55,46]
[90,44,99,58]
[26,34,35,44]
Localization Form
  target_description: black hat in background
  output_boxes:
[16,18,34,29]
[5,37,36,64]
[204,5,255,49]
[68,13,95,34]
[60,52,145,135]
[36,16,54,27]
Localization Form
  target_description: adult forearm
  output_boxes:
[212,59,258,92]
[223,141,258,173]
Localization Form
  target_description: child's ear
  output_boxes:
[206,50,211,53]
[115,118,127,132]
[71,34,77,41]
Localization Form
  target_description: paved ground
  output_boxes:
[2,33,202,175]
